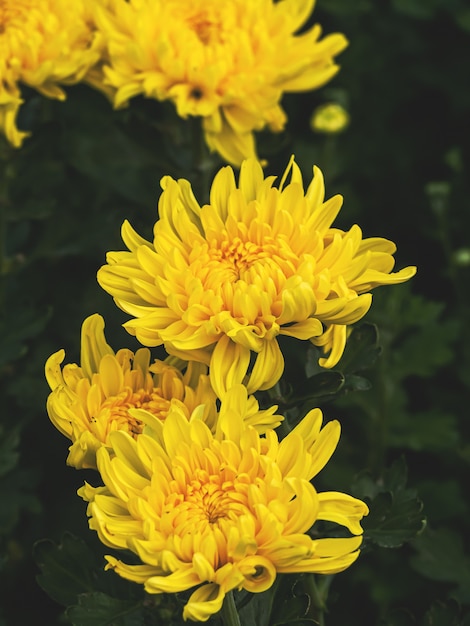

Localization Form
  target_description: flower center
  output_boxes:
[164,468,250,537]
[186,473,240,523]
[217,237,272,274]
[184,4,228,46]
[95,388,171,438]
[0,1,45,39]
[202,234,294,286]
[191,17,219,45]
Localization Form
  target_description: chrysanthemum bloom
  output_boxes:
[311,102,350,134]
[98,157,417,397]
[45,314,281,469]
[91,0,347,165]
[0,0,103,147]
[80,387,368,622]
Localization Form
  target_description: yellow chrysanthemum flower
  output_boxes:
[46,314,281,469]
[98,157,417,397]
[0,0,103,147]
[311,102,350,134]
[80,386,368,622]
[91,0,347,165]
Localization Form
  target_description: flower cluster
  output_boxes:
[2,0,347,162]
[38,3,418,617]
[46,152,417,620]
[90,0,348,164]
[0,0,102,147]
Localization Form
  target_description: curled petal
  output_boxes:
[238,555,277,593]
[317,492,370,535]
[183,583,225,622]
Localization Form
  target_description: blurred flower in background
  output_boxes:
[310,102,350,134]
[80,393,368,621]
[90,0,348,165]
[0,0,103,147]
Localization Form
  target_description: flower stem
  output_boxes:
[306,574,332,626]
[220,591,241,626]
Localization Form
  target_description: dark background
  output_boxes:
[1,1,469,624]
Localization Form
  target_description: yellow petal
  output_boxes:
[210,336,251,398]
[183,583,225,622]
[81,315,114,380]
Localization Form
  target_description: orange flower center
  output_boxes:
[196,232,298,291]
[191,17,220,45]
[183,3,232,46]
[212,237,276,277]
[0,1,48,40]
[97,387,171,437]
[164,467,250,535]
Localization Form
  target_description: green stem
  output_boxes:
[220,591,241,626]
[305,574,332,626]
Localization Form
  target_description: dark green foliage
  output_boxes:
[411,530,470,605]
[353,458,426,549]
[1,1,469,625]
[67,594,146,626]
[234,576,320,626]
[34,534,182,626]
[35,534,104,608]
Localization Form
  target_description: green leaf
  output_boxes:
[275,369,346,416]
[268,575,322,626]
[411,529,470,604]
[303,371,345,398]
[363,491,425,548]
[34,533,100,607]
[67,592,144,626]
[353,458,426,548]
[342,374,372,392]
[237,587,276,626]
[353,456,408,501]
[270,587,313,626]
[365,287,459,382]
[336,323,382,374]
[235,577,315,626]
